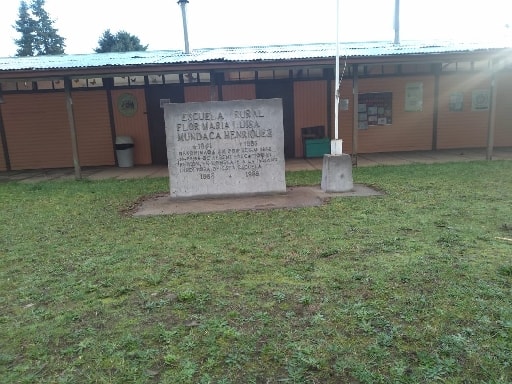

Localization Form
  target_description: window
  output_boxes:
[456,62,472,71]
[181,72,210,83]
[257,70,274,79]
[128,76,144,86]
[257,70,291,80]
[366,65,383,75]
[53,80,64,89]
[472,60,489,71]
[148,74,164,84]
[0,81,17,91]
[293,68,325,78]
[273,69,290,79]
[114,76,129,86]
[198,72,210,83]
[87,78,103,87]
[226,71,256,81]
[442,61,480,72]
[239,71,256,80]
[401,63,431,74]
[442,62,457,72]
[72,78,87,88]
[163,73,180,84]
[358,92,392,129]
[17,81,33,91]
[113,76,144,87]
[382,64,398,75]
[37,80,54,90]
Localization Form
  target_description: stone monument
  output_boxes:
[164,99,286,198]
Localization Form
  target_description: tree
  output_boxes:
[95,29,148,53]
[13,0,65,56]
[30,0,65,55]
[13,1,36,56]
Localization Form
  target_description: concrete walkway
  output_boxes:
[1,147,511,183]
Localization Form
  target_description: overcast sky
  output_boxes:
[0,0,510,57]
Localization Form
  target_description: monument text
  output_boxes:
[164,99,285,198]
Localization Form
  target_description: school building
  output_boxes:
[0,40,511,171]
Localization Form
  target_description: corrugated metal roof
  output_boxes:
[0,40,509,72]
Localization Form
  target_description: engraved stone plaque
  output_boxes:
[164,99,285,198]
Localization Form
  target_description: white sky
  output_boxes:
[0,0,510,57]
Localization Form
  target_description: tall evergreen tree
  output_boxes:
[13,1,36,56]
[95,30,148,53]
[13,0,65,56]
[30,0,65,55]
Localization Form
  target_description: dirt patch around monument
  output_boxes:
[129,184,383,216]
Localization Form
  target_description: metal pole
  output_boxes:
[394,0,400,44]
[178,0,190,54]
[334,0,340,142]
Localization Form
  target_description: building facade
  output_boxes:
[0,41,511,171]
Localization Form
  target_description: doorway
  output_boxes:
[146,84,185,164]
[256,80,295,158]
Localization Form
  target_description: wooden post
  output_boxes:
[486,61,497,160]
[0,91,11,171]
[432,63,441,151]
[352,64,359,163]
[64,77,81,180]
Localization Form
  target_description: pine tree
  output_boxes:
[95,30,148,53]
[13,1,36,56]
[13,0,65,56]
[30,0,65,55]
[94,30,117,53]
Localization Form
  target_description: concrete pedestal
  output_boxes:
[321,153,354,192]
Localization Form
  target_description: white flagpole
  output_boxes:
[322,0,353,193]
[331,0,343,155]
[335,0,340,141]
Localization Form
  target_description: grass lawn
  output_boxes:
[0,161,511,383]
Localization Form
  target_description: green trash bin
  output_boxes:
[305,137,330,158]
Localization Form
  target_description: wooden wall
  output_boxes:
[494,71,512,146]
[336,79,355,153]
[356,76,435,153]
[0,67,511,171]
[222,84,256,101]
[2,93,72,170]
[184,85,218,102]
[331,76,437,155]
[437,72,491,149]
[0,128,6,171]
[72,91,115,166]
[293,80,328,157]
[111,89,152,165]
[1,89,150,170]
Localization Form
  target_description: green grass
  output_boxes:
[1,161,511,383]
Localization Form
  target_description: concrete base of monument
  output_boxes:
[321,153,354,193]
[130,185,382,216]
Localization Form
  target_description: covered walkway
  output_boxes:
[1,147,511,183]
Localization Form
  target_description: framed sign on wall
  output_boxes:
[118,93,138,117]
[405,82,423,112]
